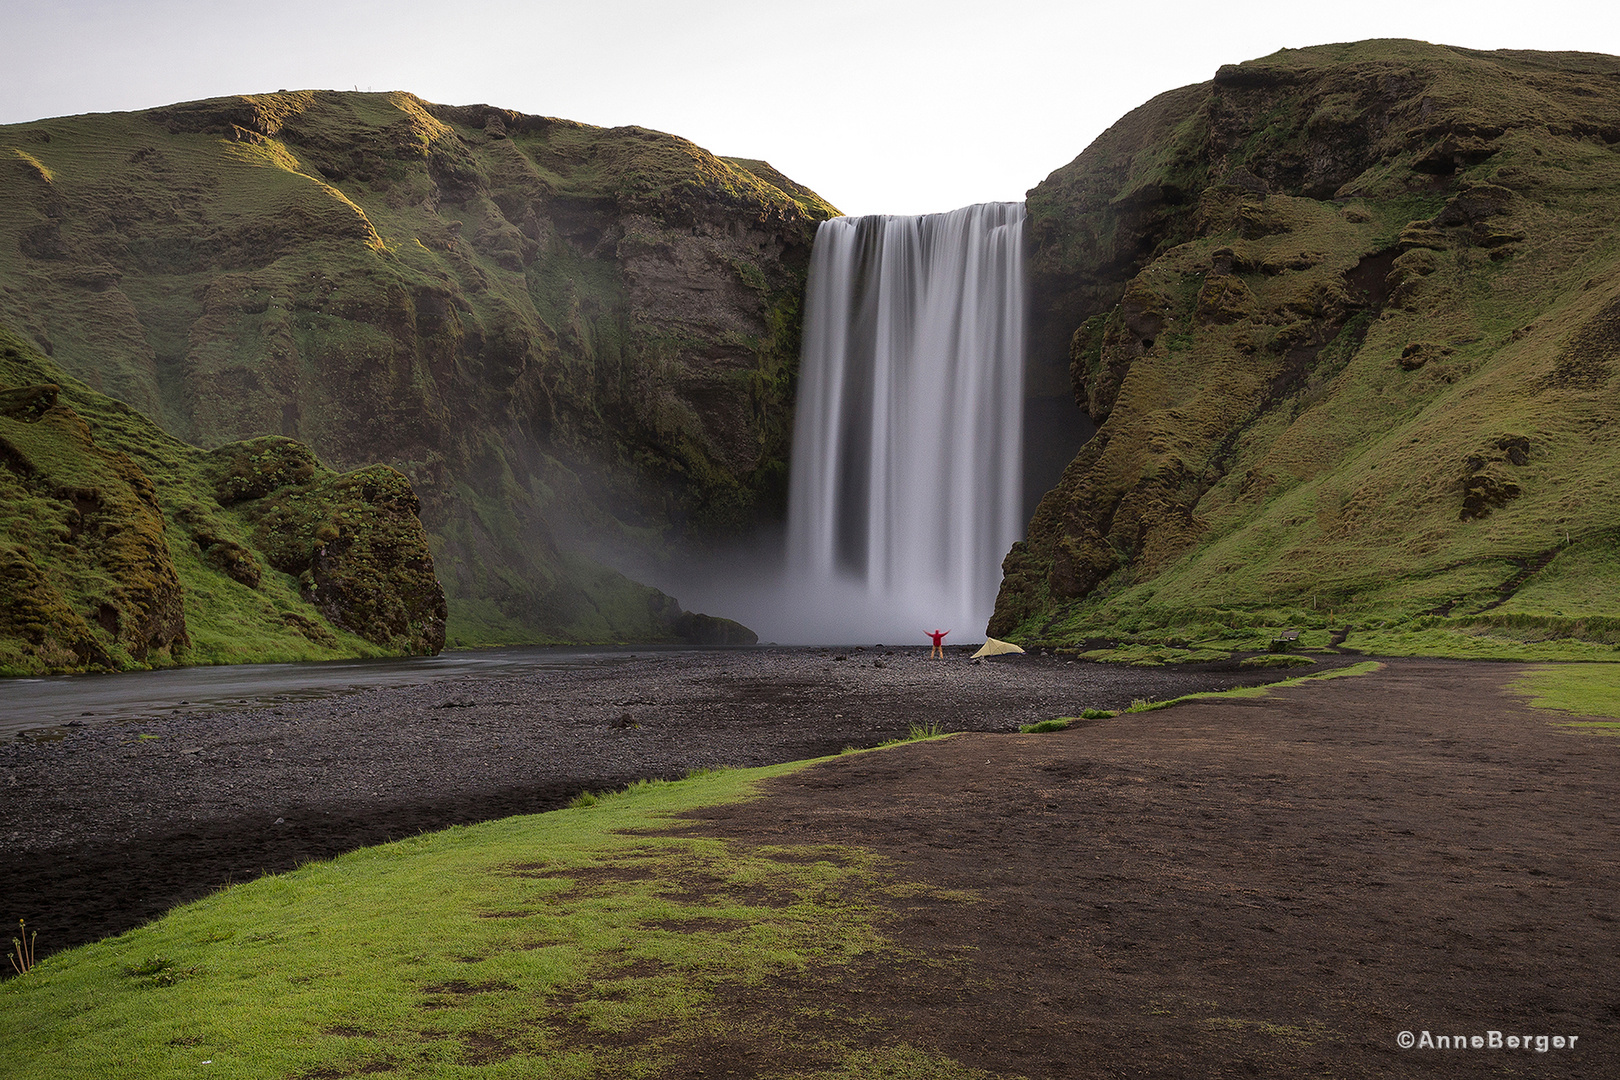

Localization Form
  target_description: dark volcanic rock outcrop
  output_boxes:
[997,41,1620,640]
[0,93,837,645]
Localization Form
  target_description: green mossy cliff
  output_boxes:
[0,93,831,646]
[0,327,445,674]
[995,41,1620,651]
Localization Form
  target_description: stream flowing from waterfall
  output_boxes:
[781,202,1026,642]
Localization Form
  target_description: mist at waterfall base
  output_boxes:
[664,203,1033,646]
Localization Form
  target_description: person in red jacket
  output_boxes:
[927,628,950,659]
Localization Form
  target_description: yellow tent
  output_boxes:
[970,637,1025,658]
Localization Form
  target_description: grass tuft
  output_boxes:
[9,920,35,977]
[877,721,949,747]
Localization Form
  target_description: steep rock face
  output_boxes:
[996,41,1620,640]
[0,328,447,673]
[0,93,835,644]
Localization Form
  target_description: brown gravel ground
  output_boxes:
[0,646,1336,961]
[677,656,1619,1078]
[3,651,1614,1077]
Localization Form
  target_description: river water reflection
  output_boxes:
[0,645,693,738]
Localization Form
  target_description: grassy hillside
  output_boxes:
[995,41,1620,658]
[0,93,832,645]
[0,326,444,674]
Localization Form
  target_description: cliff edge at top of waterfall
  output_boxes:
[0,92,834,654]
[994,40,1620,659]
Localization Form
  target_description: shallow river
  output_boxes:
[0,645,692,738]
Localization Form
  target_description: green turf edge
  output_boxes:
[1507,663,1620,736]
[0,752,1012,1080]
[1119,660,1385,714]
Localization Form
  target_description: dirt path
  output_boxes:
[685,658,1618,1078]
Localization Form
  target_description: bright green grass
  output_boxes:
[1343,626,1620,662]
[1072,644,1233,666]
[1237,654,1317,669]
[1121,660,1383,713]
[1022,598,1620,665]
[1510,663,1620,735]
[0,758,998,1080]
[1492,537,1620,620]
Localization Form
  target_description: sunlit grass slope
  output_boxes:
[0,760,995,1080]
[997,41,1620,661]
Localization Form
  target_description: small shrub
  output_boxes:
[880,721,946,747]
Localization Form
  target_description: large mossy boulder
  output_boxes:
[221,446,448,654]
[0,328,446,673]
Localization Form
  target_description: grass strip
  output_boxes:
[1121,661,1384,714]
[0,759,999,1079]
[1509,663,1620,735]
[1341,627,1620,662]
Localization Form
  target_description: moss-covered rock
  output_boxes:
[0,370,187,670]
[997,41,1620,646]
[0,543,112,671]
[0,325,445,672]
[248,464,446,653]
[670,611,759,647]
[206,437,320,505]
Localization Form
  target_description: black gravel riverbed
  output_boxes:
[0,646,1354,960]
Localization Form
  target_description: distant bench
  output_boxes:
[1269,628,1301,652]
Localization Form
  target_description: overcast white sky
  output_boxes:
[4,1,1618,216]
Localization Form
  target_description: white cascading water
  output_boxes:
[781,202,1026,643]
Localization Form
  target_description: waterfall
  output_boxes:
[783,202,1026,643]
